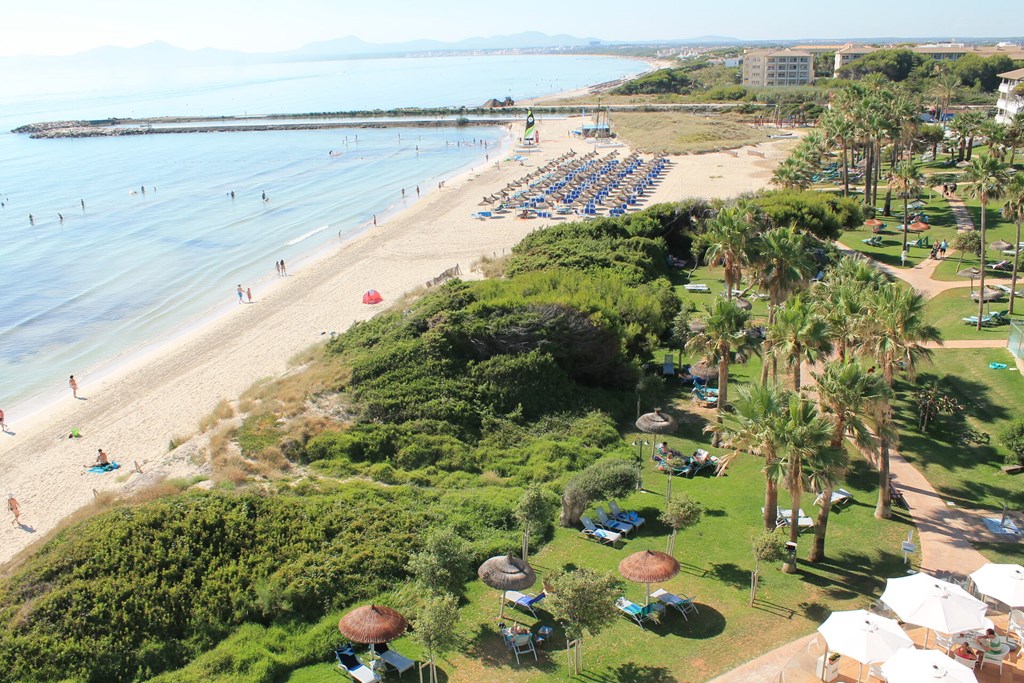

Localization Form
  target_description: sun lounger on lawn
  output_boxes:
[581,516,622,545]
[651,589,698,619]
[688,449,721,477]
[684,284,711,293]
[596,507,635,535]
[609,500,645,528]
[503,590,546,618]
[505,632,537,664]
[814,488,854,507]
[615,597,665,628]
[370,644,415,674]
[767,507,814,531]
[335,648,381,683]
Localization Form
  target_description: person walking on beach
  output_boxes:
[401,188,405,198]
[275,261,281,276]
[237,285,244,304]
[246,287,252,304]
[416,185,420,198]
[0,408,8,433]
[8,494,21,527]
[280,260,287,276]
[373,215,377,226]
[69,375,78,399]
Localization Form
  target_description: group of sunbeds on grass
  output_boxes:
[616,589,699,628]
[653,443,721,478]
[580,500,646,546]
[335,643,415,683]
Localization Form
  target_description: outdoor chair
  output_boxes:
[663,354,675,376]
[656,458,694,477]
[580,516,622,546]
[507,632,537,664]
[771,507,815,531]
[889,483,908,509]
[596,507,635,535]
[650,589,698,620]
[615,597,665,628]
[979,645,1008,673]
[503,590,546,618]
[868,663,887,681]
[688,449,721,477]
[370,643,415,675]
[692,388,717,409]
[1010,608,1024,632]
[335,647,382,683]
[609,500,645,529]
[952,653,976,669]
[814,488,853,508]
[683,283,710,293]
[934,632,954,653]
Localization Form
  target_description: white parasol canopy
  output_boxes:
[817,609,913,669]
[881,647,977,683]
[969,563,1024,607]
[880,574,987,644]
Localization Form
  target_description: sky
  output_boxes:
[1,0,1020,57]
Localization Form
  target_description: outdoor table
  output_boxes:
[535,626,554,648]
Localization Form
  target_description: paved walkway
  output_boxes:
[944,190,977,233]
[835,240,974,299]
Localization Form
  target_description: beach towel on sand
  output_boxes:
[86,462,121,474]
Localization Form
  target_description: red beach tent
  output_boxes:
[362,290,383,305]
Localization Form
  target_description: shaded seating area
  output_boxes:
[580,515,623,546]
[814,488,854,507]
[609,500,645,529]
[651,588,699,620]
[370,643,415,675]
[503,590,546,618]
[500,628,538,664]
[335,647,381,683]
[615,597,665,628]
[767,506,815,531]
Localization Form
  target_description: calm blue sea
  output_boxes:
[0,54,642,410]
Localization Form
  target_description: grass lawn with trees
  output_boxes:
[923,288,1024,341]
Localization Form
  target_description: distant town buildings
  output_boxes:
[741,48,814,86]
[996,67,1024,124]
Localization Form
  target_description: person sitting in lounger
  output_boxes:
[953,641,978,661]
[656,442,680,460]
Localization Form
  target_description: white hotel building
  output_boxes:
[996,67,1024,124]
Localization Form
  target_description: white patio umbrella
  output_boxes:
[881,647,977,683]
[880,574,987,646]
[969,563,1024,607]
[817,610,913,681]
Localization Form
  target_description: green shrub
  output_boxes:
[999,417,1024,466]
[236,413,282,456]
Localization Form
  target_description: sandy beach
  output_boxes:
[0,116,795,566]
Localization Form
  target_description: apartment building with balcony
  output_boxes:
[996,67,1024,124]
[741,49,814,87]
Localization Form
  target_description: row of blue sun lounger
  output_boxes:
[616,589,700,628]
[335,643,414,682]
[962,310,1009,326]
[579,501,646,545]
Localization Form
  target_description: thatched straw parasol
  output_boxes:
[864,218,883,227]
[970,287,1005,303]
[635,408,678,434]
[619,550,681,605]
[907,221,930,232]
[957,267,982,293]
[338,604,409,644]
[690,360,716,382]
[990,240,1013,252]
[478,554,536,618]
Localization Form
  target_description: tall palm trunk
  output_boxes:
[1012,221,1022,315]
[977,201,988,331]
[864,142,873,206]
[901,192,910,252]
[875,434,892,519]
[810,491,833,562]
[793,342,803,391]
[841,139,850,197]
[763,470,779,532]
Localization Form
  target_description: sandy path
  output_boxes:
[0,118,785,566]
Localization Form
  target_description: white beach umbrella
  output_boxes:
[969,563,1024,607]
[817,610,913,681]
[881,647,977,683]
[880,574,987,645]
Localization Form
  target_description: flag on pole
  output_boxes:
[524,109,535,142]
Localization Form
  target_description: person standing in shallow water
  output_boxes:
[237,285,244,304]
[68,375,78,399]
[280,260,287,276]
[275,261,281,276]
[246,287,252,303]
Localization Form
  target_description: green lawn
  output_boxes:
[924,288,1021,341]
[840,190,958,270]
[891,348,1024,512]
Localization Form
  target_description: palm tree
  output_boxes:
[686,299,760,422]
[960,111,987,162]
[779,395,833,569]
[699,206,752,301]
[1006,114,1024,167]
[709,382,789,532]
[1002,173,1024,315]
[821,110,855,196]
[749,226,816,384]
[771,156,813,190]
[962,156,1011,330]
[947,114,972,163]
[805,445,848,563]
[766,294,833,391]
[812,358,892,449]
[889,160,923,252]
[928,72,960,128]
[812,257,887,360]
[855,284,941,519]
